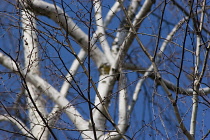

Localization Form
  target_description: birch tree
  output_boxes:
[0,0,210,139]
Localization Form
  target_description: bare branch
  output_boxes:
[48,49,86,125]
[19,0,107,68]
[104,1,122,27]
[190,0,207,137]
[93,0,114,65]
[0,115,34,139]
[0,52,89,131]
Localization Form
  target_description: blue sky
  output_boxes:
[0,0,210,139]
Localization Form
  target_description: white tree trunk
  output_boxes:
[1,0,210,139]
[22,10,48,139]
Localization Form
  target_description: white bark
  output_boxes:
[190,0,206,137]
[19,0,108,68]
[117,0,154,53]
[0,0,209,139]
[112,0,139,56]
[22,10,48,139]
[0,52,89,137]
[104,1,122,27]
[117,73,128,131]
[128,15,189,114]
[92,75,114,133]
[0,115,34,139]
[103,73,128,140]
[112,0,154,72]
[48,49,86,125]
[93,0,114,65]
